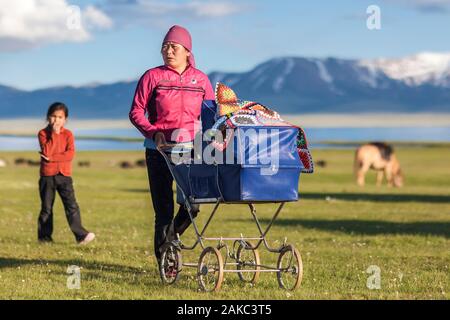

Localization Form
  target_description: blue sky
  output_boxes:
[1,0,449,90]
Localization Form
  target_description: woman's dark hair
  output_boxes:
[46,102,69,119]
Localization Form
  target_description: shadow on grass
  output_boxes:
[0,257,163,289]
[0,257,146,273]
[258,218,450,238]
[124,190,450,203]
[299,192,450,203]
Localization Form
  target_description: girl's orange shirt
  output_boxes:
[38,126,75,176]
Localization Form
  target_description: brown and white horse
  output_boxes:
[354,142,403,187]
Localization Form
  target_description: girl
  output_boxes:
[37,102,95,245]
[129,25,214,265]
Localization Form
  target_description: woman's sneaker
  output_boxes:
[78,232,96,245]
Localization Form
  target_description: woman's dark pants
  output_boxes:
[145,148,198,260]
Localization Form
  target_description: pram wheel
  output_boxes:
[276,245,303,291]
[197,247,224,292]
[159,243,182,285]
[235,241,260,284]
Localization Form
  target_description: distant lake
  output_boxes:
[0,127,449,151]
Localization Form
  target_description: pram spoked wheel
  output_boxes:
[197,247,224,292]
[159,242,182,285]
[235,241,261,284]
[276,245,303,291]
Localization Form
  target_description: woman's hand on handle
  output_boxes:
[154,132,168,149]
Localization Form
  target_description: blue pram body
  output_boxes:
[171,100,303,204]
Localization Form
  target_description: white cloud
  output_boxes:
[0,0,113,52]
[0,0,245,51]
[83,5,114,29]
[102,0,244,26]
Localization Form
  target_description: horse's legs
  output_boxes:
[385,165,393,187]
[357,165,369,186]
[376,170,384,186]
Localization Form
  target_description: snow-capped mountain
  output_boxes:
[208,54,450,113]
[358,52,450,87]
[1,53,450,118]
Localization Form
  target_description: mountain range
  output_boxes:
[1,52,450,118]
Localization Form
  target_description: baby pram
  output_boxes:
[157,98,307,292]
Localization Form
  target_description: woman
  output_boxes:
[129,25,214,265]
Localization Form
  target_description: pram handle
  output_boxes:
[156,143,178,150]
[156,142,225,206]
[156,141,194,152]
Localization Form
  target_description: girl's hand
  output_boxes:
[51,122,62,134]
[39,152,50,161]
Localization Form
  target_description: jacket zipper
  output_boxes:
[179,74,184,141]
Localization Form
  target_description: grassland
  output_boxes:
[0,147,448,299]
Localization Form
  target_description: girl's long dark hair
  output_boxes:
[46,102,69,120]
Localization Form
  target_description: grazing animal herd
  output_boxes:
[0,158,147,170]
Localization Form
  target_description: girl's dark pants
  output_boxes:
[145,148,198,260]
[38,174,89,242]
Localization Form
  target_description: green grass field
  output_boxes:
[0,147,449,300]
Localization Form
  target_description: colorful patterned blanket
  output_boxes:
[209,83,314,173]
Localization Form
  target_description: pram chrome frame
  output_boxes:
[157,144,303,292]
